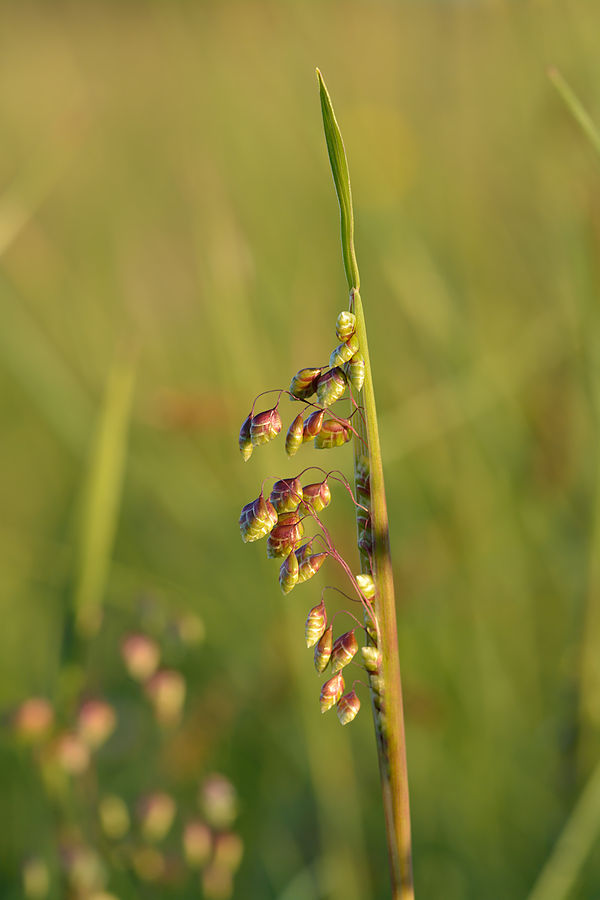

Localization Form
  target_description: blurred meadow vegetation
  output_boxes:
[2,0,600,898]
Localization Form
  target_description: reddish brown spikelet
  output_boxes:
[239,495,278,543]
[285,414,304,457]
[305,599,327,648]
[314,625,333,673]
[316,367,347,407]
[239,414,253,461]
[290,367,322,400]
[297,552,328,584]
[302,409,325,442]
[337,689,361,725]
[302,481,331,512]
[279,550,299,594]
[266,513,304,558]
[331,631,359,673]
[314,418,351,449]
[250,408,282,446]
[270,478,303,514]
[295,541,314,563]
[320,672,345,713]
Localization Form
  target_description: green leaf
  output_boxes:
[317,69,360,291]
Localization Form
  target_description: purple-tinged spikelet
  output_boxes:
[266,513,304,558]
[239,495,278,543]
[295,541,314,563]
[239,414,253,461]
[314,625,333,673]
[302,409,325,442]
[320,672,345,713]
[297,552,328,584]
[250,408,282,446]
[316,367,347,407]
[270,478,303,514]
[285,414,304,457]
[290,367,322,400]
[335,310,356,341]
[305,600,327,648]
[329,333,360,368]
[314,418,351,450]
[331,631,359,673]
[337,689,360,725]
[279,550,299,594]
[302,481,331,512]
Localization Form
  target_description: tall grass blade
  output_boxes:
[547,67,600,158]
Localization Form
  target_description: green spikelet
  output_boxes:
[356,573,375,600]
[297,552,328,584]
[331,630,359,673]
[319,672,345,713]
[285,414,304,457]
[239,495,278,543]
[316,367,347,407]
[337,689,360,725]
[301,481,331,512]
[345,352,365,392]
[329,333,360,368]
[335,310,356,341]
[239,414,253,461]
[279,550,299,594]
[314,625,333,673]
[305,600,327,648]
[303,409,324,442]
[314,418,351,449]
[290,367,321,400]
[361,645,382,674]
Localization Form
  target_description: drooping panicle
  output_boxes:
[279,550,299,594]
[270,478,303,514]
[335,310,356,342]
[297,552,328,584]
[337,690,360,725]
[314,418,351,449]
[266,512,304,558]
[301,481,331,512]
[314,625,333,673]
[319,672,345,713]
[239,495,278,543]
[290,367,322,401]
[329,333,360,368]
[303,409,325,442]
[305,600,327,648]
[316,367,347,407]
[331,631,359,672]
[285,414,304,457]
[239,414,253,461]
[250,408,282,446]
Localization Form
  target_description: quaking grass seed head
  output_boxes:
[270,478,303,514]
[301,481,331,512]
[305,600,327,648]
[239,495,278,543]
[319,672,345,713]
[335,310,356,341]
[279,550,299,594]
[266,513,304,558]
[303,409,324,442]
[337,690,360,725]
[239,414,253,461]
[285,414,304,457]
[297,552,328,584]
[331,631,359,673]
[316,367,347,407]
[250,408,282,446]
[290,367,322,400]
[314,418,351,449]
[314,625,333,673]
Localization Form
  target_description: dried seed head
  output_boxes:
[297,552,328,584]
[314,418,351,450]
[316,367,347,407]
[329,333,360,368]
[250,408,282,446]
[279,550,299,594]
[285,414,304,457]
[331,631,359,673]
[346,352,365,392]
[356,573,375,600]
[239,495,278,543]
[337,689,361,725]
[320,672,345,713]
[336,310,356,341]
[290,367,322,400]
[361,645,382,674]
[238,414,253,461]
[302,481,331,512]
[266,513,304,558]
[270,478,303,514]
[314,625,333,673]
[303,409,325,442]
[305,599,327,648]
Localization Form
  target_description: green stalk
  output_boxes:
[317,69,414,900]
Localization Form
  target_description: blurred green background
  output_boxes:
[2,0,600,897]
